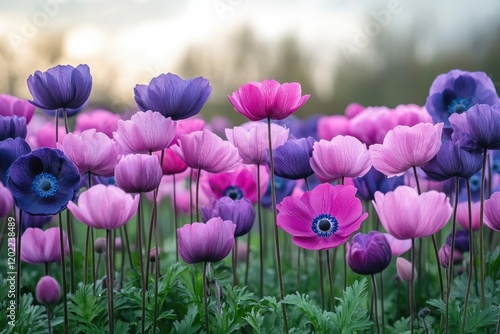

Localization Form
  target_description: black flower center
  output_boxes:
[223,186,244,200]
[312,214,338,237]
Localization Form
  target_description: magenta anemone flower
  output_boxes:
[20,227,69,264]
[0,94,35,123]
[225,122,289,165]
[113,110,176,154]
[0,181,13,218]
[177,217,236,264]
[310,135,372,182]
[317,115,351,140]
[68,184,139,230]
[369,123,443,177]
[277,183,368,251]
[153,148,188,175]
[114,154,163,193]
[457,201,480,231]
[75,109,121,138]
[228,79,310,121]
[171,129,241,173]
[60,129,119,177]
[35,275,61,305]
[484,192,500,232]
[373,186,452,240]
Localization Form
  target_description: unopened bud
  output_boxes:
[94,237,106,254]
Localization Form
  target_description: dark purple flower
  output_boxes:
[450,104,500,151]
[35,275,60,305]
[271,137,315,180]
[446,229,470,253]
[0,181,13,218]
[27,64,92,110]
[347,231,392,275]
[0,115,27,140]
[134,73,211,120]
[425,69,500,127]
[41,106,84,118]
[0,94,35,123]
[353,167,404,201]
[18,208,53,231]
[261,176,296,208]
[0,137,31,185]
[422,140,483,181]
[201,196,255,237]
[7,148,81,215]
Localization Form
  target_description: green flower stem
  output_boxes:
[66,210,75,294]
[173,174,179,262]
[478,147,487,308]
[461,179,474,333]
[326,249,335,310]
[371,274,381,334]
[105,229,114,334]
[410,238,416,334]
[195,168,201,222]
[203,261,210,333]
[256,163,264,297]
[318,250,325,309]
[58,212,69,334]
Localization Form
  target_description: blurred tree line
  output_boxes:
[1,19,499,123]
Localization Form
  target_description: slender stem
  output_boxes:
[58,212,69,334]
[95,254,102,283]
[267,118,289,334]
[478,147,487,308]
[189,169,194,224]
[123,225,133,268]
[295,247,301,291]
[91,228,96,293]
[66,210,75,294]
[55,108,59,144]
[15,210,22,316]
[371,275,381,334]
[45,262,49,276]
[203,261,210,333]
[412,166,422,194]
[379,273,385,334]
[326,249,335,310]
[153,191,160,334]
[232,239,238,286]
[173,174,179,262]
[256,164,264,298]
[432,235,445,300]
[46,305,52,334]
[343,244,347,290]
[446,177,460,333]
[422,316,430,334]
[119,227,126,289]
[462,179,474,333]
[105,230,114,334]
[410,238,416,334]
[137,193,146,334]
[145,189,158,291]
[245,227,251,286]
[318,250,325,309]
[62,108,69,134]
[195,168,201,222]
[83,227,90,285]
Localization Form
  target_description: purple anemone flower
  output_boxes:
[353,167,404,201]
[0,115,27,141]
[201,196,255,237]
[347,231,392,275]
[0,137,31,185]
[271,137,316,180]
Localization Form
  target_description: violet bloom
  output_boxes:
[261,175,295,208]
[310,135,372,182]
[373,186,452,240]
[60,129,119,177]
[0,181,13,218]
[484,192,500,232]
[0,94,35,123]
[153,148,188,175]
[456,201,480,231]
[68,184,139,230]
[369,123,443,177]
[226,122,289,165]
[7,148,80,215]
[114,110,176,154]
[171,129,241,173]
[0,115,27,141]
[353,167,404,201]
[75,109,121,138]
[201,196,255,237]
[277,183,368,250]
[134,72,212,120]
[347,231,392,275]
[35,276,61,305]
[422,140,482,181]
[228,79,310,121]
[21,227,69,264]
[446,230,470,253]
[425,69,500,127]
[0,137,31,185]
[27,64,92,111]
[450,104,500,151]
[20,211,52,232]
[177,217,236,264]
[272,137,315,180]
[115,154,163,193]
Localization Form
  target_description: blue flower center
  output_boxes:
[31,172,59,198]
[223,185,244,200]
[492,159,500,174]
[311,213,338,237]
[447,97,471,115]
[469,174,481,192]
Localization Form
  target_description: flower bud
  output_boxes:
[94,237,106,254]
[35,275,61,305]
[396,257,417,283]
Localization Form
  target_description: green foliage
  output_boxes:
[0,289,47,334]
[331,278,372,333]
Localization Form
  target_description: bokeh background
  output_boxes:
[1,0,499,123]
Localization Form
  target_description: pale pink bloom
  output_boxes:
[225,122,289,165]
[369,123,443,177]
[373,186,452,240]
[75,109,121,138]
[457,201,481,231]
[31,123,66,148]
[383,233,412,257]
[396,257,417,283]
[172,118,205,144]
[317,115,350,140]
[344,103,365,119]
[228,79,310,121]
[310,135,372,182]
[377,104,433,144]
[349,106,390,145]
[60,129,119,177]
[0,94,35,123]
[171,129,241,173]
[21,227,69,264]
[115,154,163,193]
[35,275,60,305]
[484,192,500,232]
[68,184,139,230]
[113,110,176,154]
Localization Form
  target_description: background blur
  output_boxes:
[1,0,499,123]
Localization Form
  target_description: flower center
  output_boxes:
[31,172,59,198]
[493,159,500,174]
[311,213,338,237]
[223,185,244,200]
[469,174,481,192]
[447,97,471,115]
